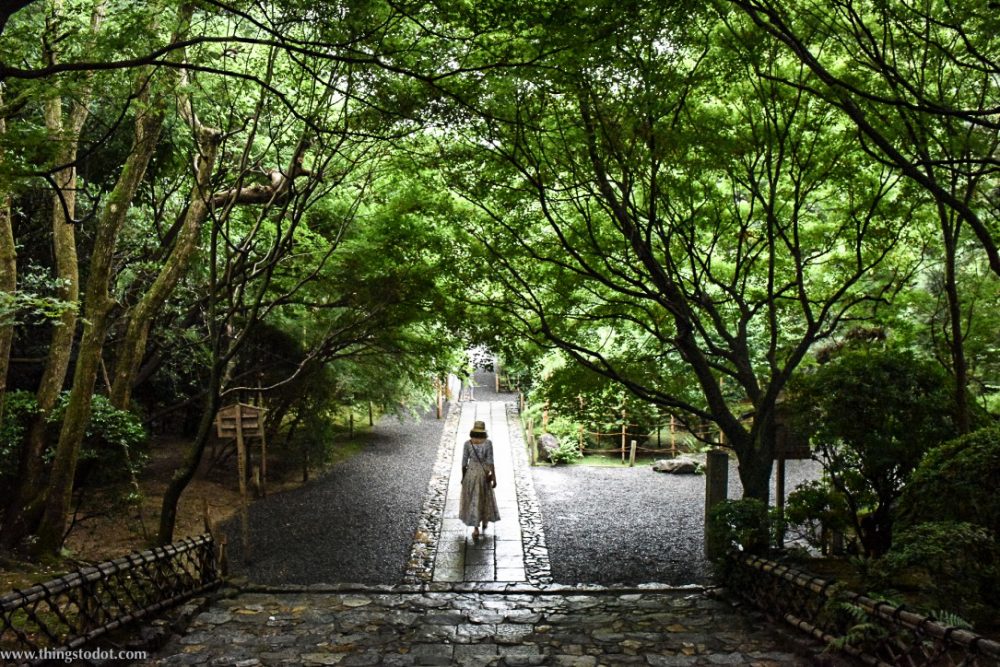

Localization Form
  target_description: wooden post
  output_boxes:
[257,385,268,499]
[670,415,677,457]
[495,366,500,392]
[202,498,212,535]
[435,377,442,419]
[349,411,354,439]
[259,423,268,498]
[620,409,627,463]
[776,455,786,547]
[369,401,374,426]
[235,404,249,558]
[528,419,536,465]
[704,449,730,559]
[629,439,637,467]
[519,391,525,413]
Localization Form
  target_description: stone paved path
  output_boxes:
[434,401,524,583]
[140,583,823,666]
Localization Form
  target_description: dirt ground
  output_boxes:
[0,432,342,593]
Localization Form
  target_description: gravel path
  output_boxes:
[532,457,822,586]
[223,405,448,585]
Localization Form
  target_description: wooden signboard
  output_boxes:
[215,402,268,559]
[773,421,811,460]
[772,404,811,460]
[215,403,263,438]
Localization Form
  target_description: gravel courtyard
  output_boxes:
[220,372,820,588]
[532,457,822,586]
[223,405,447,584]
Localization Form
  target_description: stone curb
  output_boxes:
[506,402,553,585]
[403,400,462,584]
[223,577,706,596]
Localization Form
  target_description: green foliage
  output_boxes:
[0,266,77,327]
[825,599,889,654]
[787,347,959,556]
[544,416,579,443]
[0,391,147,494]
[48,393,148,489]
[547,440,583,465]
[706,498,771,562]
[898,426,1000,538]
[875,522,1000,627]
[784,480,852,553]
[0,391,39,493]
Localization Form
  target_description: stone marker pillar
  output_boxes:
[704,449,730,559]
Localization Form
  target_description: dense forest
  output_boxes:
[1,0,998,570]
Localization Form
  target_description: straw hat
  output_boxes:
[470,420,488,438]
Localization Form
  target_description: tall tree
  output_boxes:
[1,0,105,550]
[723,0,1000,431]
[724,0,1000,277]
[443,4,914,499]
[0,91,14,423]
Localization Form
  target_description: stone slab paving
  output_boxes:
[140,584,829,666]
[434,401,524,583]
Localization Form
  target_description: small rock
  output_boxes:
[537,433,560,462]
[652,457,700,474]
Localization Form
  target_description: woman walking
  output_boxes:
[460,420,501,540]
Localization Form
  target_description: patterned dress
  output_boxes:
[459,438,501,527]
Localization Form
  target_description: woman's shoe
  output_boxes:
[472,527,480,541]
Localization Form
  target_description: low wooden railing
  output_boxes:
[722,554,1000,666]
[0,534,220,664]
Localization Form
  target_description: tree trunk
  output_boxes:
[940,210,970,434]
[31,86,165,557]
[0,99,15,424]
[0,2,99,546]
[110,126,221,410]
[730,415,776,503]
[156,369,221,545]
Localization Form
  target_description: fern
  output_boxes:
[930,610,973,630]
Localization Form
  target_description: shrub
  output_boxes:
[897,426,1000,538]
[548,439,583,465]
[0,390,40,494]
[784,480,852,553]
[875,521,1000,627]
[0,391,147,504]
[707,498,771,561]
[786,348,958,557]
[48,393,148,490]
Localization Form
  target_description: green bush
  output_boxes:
[875,521,1000,627]
[546,415,582,443]
[548,439,583,465]
[898,426,1000,538]
[785,480,852,553]
[786,348,959,557]
[707,498,771,561]
[0,390,40,494]
[1,391,147,494]
[48,393,148,489]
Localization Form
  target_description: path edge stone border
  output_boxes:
[403,402,461,583]
[506,402,553,585]
[226,577,706,596]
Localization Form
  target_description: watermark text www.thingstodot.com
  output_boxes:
[0,647,148,664]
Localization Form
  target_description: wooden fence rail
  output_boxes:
[0,534,220,664]
[722,554,1000,667]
